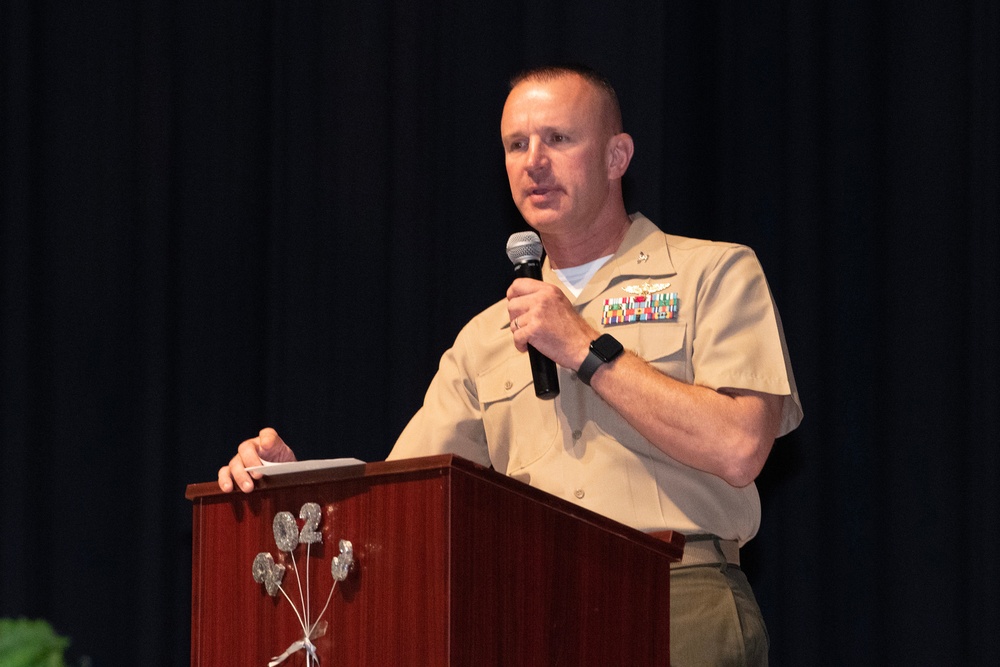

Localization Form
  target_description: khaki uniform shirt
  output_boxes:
[389,214,802,545]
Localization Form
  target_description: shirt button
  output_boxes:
[504,380,512,390]
[574,489,585,499]
[572,430,582,441]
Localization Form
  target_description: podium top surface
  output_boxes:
[186,454,684,560]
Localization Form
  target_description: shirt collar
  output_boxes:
[542,213,675,304]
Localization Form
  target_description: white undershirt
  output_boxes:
[552,254,613,298]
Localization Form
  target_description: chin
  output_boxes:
[518,208,566,233]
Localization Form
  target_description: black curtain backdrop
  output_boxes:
[2,1,997,665]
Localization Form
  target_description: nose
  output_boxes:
[525,137,549,172]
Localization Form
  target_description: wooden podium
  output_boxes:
[186,455,684,666]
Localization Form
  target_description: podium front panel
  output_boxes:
[187,455,681,665]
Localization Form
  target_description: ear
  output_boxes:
[606,132,635,180]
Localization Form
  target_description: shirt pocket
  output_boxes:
[614,321,692,384]
[476,355,560,474]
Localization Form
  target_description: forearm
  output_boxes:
[587,351,783,487]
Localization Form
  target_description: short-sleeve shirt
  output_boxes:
[389,213,802,545]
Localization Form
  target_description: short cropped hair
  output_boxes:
[509,64,624,133]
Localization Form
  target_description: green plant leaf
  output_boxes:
[0,618,69,667]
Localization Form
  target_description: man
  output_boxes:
[220,65,802,666]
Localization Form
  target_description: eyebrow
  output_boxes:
[502,125,568,141]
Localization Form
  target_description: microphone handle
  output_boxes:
[514,260,560,399]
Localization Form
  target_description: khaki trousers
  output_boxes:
[669,564,769,666]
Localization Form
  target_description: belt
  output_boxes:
[671,534,740,569]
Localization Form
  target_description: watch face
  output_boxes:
[593,334,624,362]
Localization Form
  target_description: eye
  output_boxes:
[551,133,568,144]
[507,139,527,152]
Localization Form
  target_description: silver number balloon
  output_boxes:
[298,502,323,545]
[272,511,299,552]
[252,552,285,596]
[331,539,354,582]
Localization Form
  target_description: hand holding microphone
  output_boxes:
[506,231,560,399]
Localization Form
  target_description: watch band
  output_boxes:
[577,349,605,386]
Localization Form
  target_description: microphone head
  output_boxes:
[506,231,544,265]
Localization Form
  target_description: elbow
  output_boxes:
[721,467,759,489]
[718,432,774,488]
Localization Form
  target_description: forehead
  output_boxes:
[500,74,605,136]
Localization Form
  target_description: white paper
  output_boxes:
[245,458,366,476]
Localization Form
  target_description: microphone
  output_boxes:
[506,231,560,399]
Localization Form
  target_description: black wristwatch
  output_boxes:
[577,333,624,386]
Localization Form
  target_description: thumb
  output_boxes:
[257,427,296,462]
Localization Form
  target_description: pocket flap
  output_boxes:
[477,355,535,405]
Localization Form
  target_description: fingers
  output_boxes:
[218,437,265,493]
[506,278,555,341]
[506,276,548,301]
[507,279,597,368]
[217,428,297,494]
[218,466,234,493]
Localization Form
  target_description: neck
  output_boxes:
[541,208,631,269]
